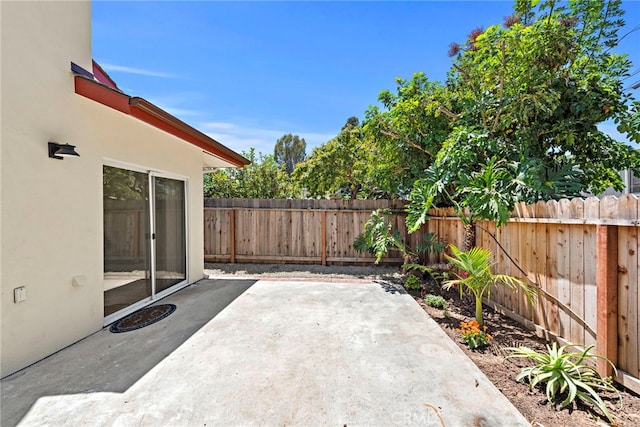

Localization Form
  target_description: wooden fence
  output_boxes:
[203,196,640,392]
[424,196,640,393]
[204,198,428,265]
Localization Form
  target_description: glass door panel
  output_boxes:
[103,166,152,316]
[153,176,187,293]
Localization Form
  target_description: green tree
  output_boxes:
[293,117,375,199]
[363,72,453,197]
[274,133,307,175]
[204,148,297,198]
[408,0,640,241]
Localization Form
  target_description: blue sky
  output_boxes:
[92,1,640,157]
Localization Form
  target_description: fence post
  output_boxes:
[230,209,236,264]
[596,225,618,377]
[321,211,327,266]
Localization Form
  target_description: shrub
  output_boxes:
[506,343,620,423]
[423,294,448,310]
[354,210,446,265]
[403,275,422,290]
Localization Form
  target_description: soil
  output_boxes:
[204,263,640,426]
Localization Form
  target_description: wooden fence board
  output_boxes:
[479,221,501,307]
[486,222,501,304]
[501,224,516,312]
[637,229,640,380]
[569,199,586,345]
[618,225,632,372]
[583,225,598,347]
[546,223,560,336]
[569,222,586,345]
[583,198,599,347]
[556,223,571,338]
[534,222,548,328]
[508,222,522,313]
[520,222,535,320]
[558,198,573,219]
[624,225,638,377]
[610,196,637,376]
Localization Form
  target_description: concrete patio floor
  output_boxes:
[1,278,529,426]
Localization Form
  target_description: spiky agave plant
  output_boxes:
[506,343,620,424]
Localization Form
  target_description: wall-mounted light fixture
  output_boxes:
[48,142,80,160]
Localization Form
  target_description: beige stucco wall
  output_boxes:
[1,1,215,377]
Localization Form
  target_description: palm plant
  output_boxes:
[443,244,536,327]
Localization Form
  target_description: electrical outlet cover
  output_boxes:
[14,286,27,303]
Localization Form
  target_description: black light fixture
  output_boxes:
[48,142,80,160]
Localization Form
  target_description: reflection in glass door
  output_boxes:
[103,165,187,320]
[153,176,186,294]
[103,166,152,316]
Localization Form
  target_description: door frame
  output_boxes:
[103,159,190,326]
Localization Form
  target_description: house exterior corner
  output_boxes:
[1,1,245,377]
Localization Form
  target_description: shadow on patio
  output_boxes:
[0,279,255,427]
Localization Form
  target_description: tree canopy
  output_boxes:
[204,148,297,199]
[292,118,375,199]
[407,0,640,230]
[362,72,452,197]
[274,133,307,175]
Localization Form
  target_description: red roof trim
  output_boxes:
[74,76,130,113]
[73,76,248,167]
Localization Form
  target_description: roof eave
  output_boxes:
[73,75,249,167]
[129,97,249,167]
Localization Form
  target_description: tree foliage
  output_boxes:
[363,72,453,197]
[204,148,297,198]
[274,133,307,175]
[408,0,640,231]
[293,117,375,199]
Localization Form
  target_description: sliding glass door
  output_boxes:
[153,176,186,293]
[103,165,187,321]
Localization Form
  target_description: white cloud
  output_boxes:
[202,121,336,157]
[100,63,176,78]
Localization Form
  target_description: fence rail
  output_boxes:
[203,196,640,392]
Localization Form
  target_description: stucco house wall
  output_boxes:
[1,1,243,377]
